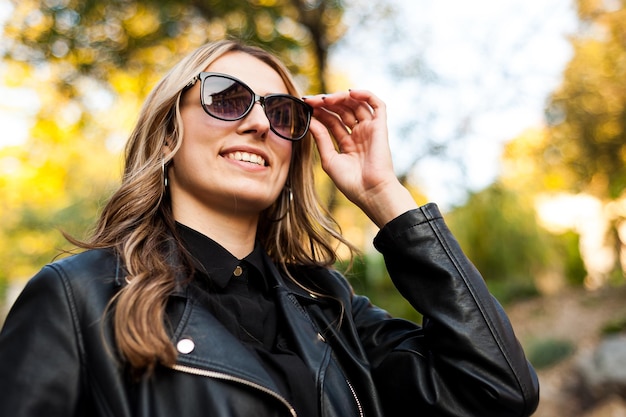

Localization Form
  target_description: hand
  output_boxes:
[304,90,417,227]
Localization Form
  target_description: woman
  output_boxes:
[0,40,539,417]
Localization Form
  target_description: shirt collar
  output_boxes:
[175,222,268,290]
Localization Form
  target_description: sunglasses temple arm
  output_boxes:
[183,75,200,91]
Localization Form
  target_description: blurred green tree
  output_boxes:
[529,0,626,283]
[544,0,626,200]
[496,127,590,293]
[4,0,347,94]
[446,183,561,303]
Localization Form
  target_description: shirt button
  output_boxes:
[177,338,195,354]
[233,265,243,277]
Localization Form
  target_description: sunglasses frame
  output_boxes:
[184,72,313,141]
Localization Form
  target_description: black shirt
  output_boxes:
[176,222,318,417]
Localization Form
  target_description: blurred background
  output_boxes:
[1,0,625,415]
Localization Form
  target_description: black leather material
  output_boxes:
[0,204,539,416]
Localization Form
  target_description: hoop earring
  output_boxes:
[162,158,169,188]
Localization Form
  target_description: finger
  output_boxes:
[312,107,352,136]
[308,119,339,167]
[318,91,375,124]
[348,89,386,121]
[327,104,359,129]
[301,94,327,106]
[318,96,361,128]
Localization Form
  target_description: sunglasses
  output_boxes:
[184,72,313,141]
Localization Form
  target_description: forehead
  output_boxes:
[206,52,289,96]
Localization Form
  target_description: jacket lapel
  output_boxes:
[263,255,332,374]
[170,287,281,393]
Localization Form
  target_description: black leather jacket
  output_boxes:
[0,205,539,416]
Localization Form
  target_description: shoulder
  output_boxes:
[24,249,121,315]
[45,248,119,279]
[31,249,120,293]
[2,249,121,343]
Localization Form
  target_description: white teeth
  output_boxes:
[227,151,266,166]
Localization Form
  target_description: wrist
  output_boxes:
[358,181,418,228]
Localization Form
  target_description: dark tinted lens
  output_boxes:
[264,96,310,140]
[202,76,253,120]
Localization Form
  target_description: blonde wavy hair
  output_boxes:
[73,40,354,371]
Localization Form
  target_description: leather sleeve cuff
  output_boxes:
[373,203,442,252]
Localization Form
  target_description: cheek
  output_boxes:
[273,139,293,166]
[182,118,224,142]
[181,105,232,140]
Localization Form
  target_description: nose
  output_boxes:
[239,100,271,138]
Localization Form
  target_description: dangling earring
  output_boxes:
[162,158,169,188]
[282,186,293,222]
[270,186,293,221]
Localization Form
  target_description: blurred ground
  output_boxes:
[507,284,626,416]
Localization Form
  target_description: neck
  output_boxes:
[173,205,259,259]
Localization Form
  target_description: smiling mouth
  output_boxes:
[224,151,267,166]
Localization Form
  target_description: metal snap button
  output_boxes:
[177,338,195,354]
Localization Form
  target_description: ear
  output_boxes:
[162,142,173,159]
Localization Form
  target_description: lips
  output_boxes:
[224,151,267,166]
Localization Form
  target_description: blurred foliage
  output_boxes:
[501,127,577,194]
[446,184,545,304]
[444,0,626,295]
[499,0,626,285]
[446,182,587,304]
[0,114,119,282]
[3,0,348,94]
[601,315,626,335]
[339,255,423,324]
[542,0,626,200]
[559,230,588,286]
[526,337,576,370]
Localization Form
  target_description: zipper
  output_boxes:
[346,378,364,417]
[171,364,297,417]
[284,291,363,417]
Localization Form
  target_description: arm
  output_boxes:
[362,204,539,416]
[306,91,539,416]
[0,266,84,417]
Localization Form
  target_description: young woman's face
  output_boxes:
[169,52,294,221]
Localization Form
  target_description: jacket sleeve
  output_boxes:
[356,203,540,416]
[0,265,85,417]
